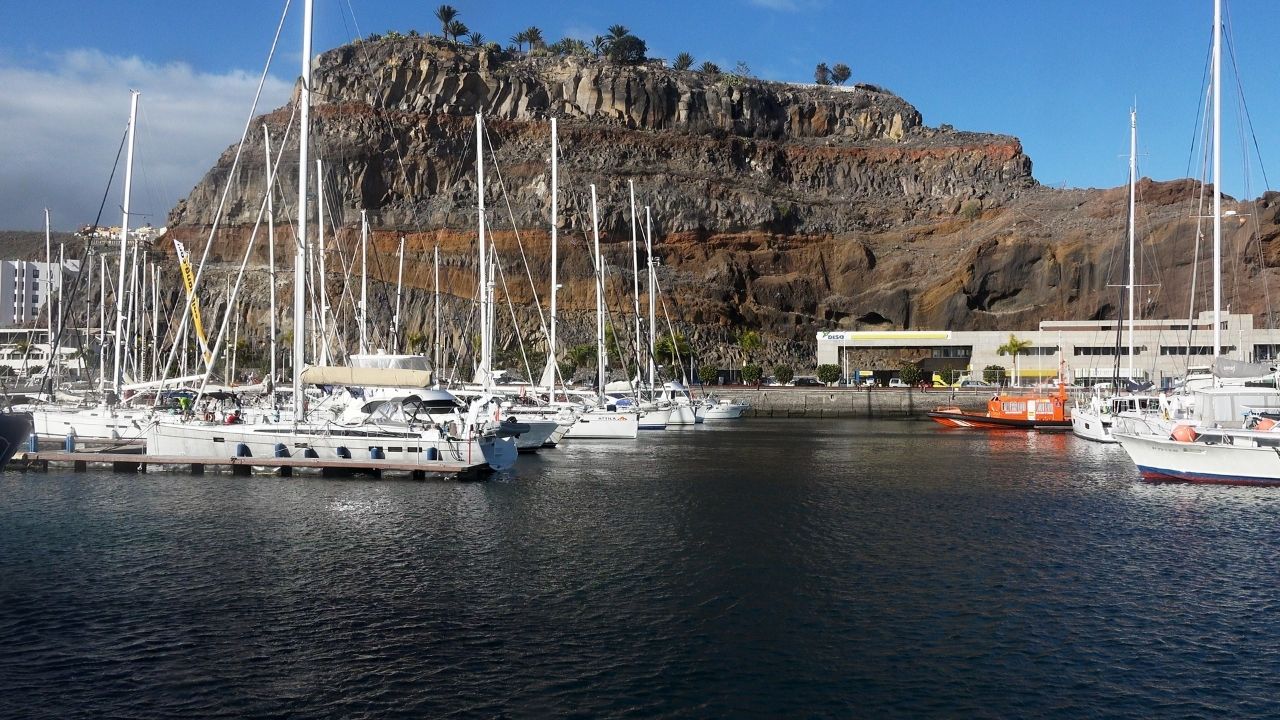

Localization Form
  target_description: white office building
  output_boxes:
[816,311,1280,388]
[0,260,81,329]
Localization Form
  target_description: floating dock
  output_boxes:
[11,451,486,480]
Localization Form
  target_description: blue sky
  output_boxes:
[2,0,1277,230]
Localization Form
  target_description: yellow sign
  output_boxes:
[173,240,213,363]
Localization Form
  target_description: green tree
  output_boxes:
[605,24,630,45]
[814,62,832,85]
[733,60,751,77]
[816,363,841,385]
[996,334,1033,386]
[566,343,596,370]
[406,331,427,353]
[434,5,458,39]
[983,364,1007,385]
[605,34,647,64]
[654,333,691,366]
[510,30,529,52]
[591,35,607,57]
[698,365,718,385]
[447,20,468,42]
[523,26,545,49]
[468,31,484,46]
[772,364,794,385]
[741,363,763,386]
[673,52,694,71]
[831,63,851,85]
[700,61,720,75]
[898,361,922,385]
[737,329,762,364]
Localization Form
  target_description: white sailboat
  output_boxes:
[1072,107,1160,443]
[144,0,517,472]
[1114,0,1280,483]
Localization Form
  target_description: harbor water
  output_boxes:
[2,418,1279,717]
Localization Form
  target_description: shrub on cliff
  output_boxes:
[605,34,647,64]
[673,52,694,71]
[831,63,851,85]
[814,63,832,85]
[700,61,720,76]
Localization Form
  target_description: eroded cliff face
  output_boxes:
[164,38,1279,370]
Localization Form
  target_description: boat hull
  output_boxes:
[1070,408,1118,443]
[31,406,151,440]
[1116,432,1280,486]
[563,409,639,439]
[145,419,517,471]
[0,412,33,468]
[928,409,1070,430]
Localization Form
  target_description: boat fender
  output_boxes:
[274,443,289,458]
[235,443,252,458]
[369,446,385,460]
[303,448,319,459]
[336,446,351,459]
[64,430,76,453]
[1170,425,1198,443]
[426,447,439,461]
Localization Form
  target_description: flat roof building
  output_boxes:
[816,312,1280,387]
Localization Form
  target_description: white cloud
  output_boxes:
[0,49,291,231]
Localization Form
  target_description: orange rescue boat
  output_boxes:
[928,382,1071,429]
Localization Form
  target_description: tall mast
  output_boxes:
[646,206,656,390]
[151,264,159,381]
[1212,0,1222,359]
[394,235,404,352]
[1126,107,1136,382]
[476,112,491,387]
[316,158,329,364]
[264,125,278,385]
[591,184,604,399]
[630,181,642,389]
[293,0,313,420]
[98,255,106,393]
[547,117,559,389]
[359,209,368,355]
[112,89,139,398]
[434,243,441,374]
[44,209,51,352]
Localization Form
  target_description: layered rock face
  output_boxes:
[165,38,1278,369]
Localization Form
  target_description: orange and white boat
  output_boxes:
[928,382,1071,429]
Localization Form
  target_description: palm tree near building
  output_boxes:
[996,334,1033,387]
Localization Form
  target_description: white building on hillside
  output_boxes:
[0,260,81,329]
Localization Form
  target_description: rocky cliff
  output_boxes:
[163,38,1279,373]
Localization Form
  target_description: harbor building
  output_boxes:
[0,260,81,329]
[816,311,1280,388]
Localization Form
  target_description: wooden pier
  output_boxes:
[11,451,486,480]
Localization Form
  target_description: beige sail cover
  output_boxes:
[299,365,432,388]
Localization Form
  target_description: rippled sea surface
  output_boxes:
[3,418,1280,718]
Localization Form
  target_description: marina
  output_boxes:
[3,418,1279,717]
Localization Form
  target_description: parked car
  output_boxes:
[888,378,908,388]
[958,379,994,388]
[791,376,822,387]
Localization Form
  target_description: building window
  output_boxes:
[31,282,38,291]
[31,269,38,279]
[931,346,972,358]
[31,295,37,305]
[1073,346,1146,356]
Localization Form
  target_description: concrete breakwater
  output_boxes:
[710,387,995,419]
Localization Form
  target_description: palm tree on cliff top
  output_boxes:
[997,334,1033,387]
[435,5,458,40]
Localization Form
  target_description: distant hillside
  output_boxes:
[0,231,80,260]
